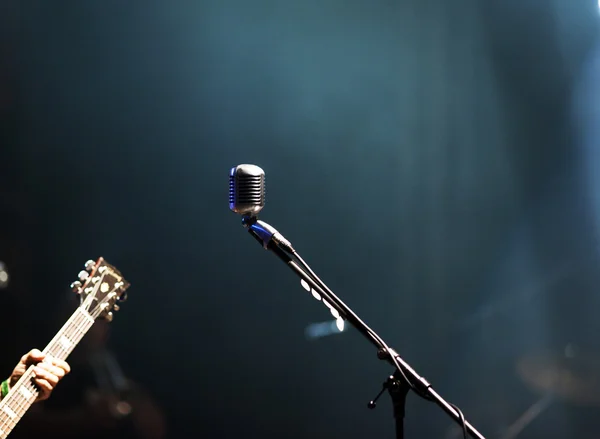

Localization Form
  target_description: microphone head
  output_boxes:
[229,164,266,216]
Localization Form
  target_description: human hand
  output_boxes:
[9,349,71,402]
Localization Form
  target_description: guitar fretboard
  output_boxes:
[0,307,96,438]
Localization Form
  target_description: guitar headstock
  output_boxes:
[70,257,130,322]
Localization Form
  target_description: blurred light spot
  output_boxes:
[115,401,132,417]
[305,319,346,340]
[0,262,8,289]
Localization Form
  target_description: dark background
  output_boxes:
[2,1,600,438]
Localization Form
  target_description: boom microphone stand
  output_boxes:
[240,216,486,439]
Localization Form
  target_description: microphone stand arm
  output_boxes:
[242,216,486,439]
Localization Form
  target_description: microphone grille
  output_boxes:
[229,164,265,216]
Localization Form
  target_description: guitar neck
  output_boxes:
[0,307,96,438]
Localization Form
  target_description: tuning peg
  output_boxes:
[117,292,128,302]
[113,304,120,312]
[105,312,113,322]
[70,281,82,293]
[84,260,96,271]
[78,270,89,282]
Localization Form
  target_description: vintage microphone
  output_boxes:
[229,164,486,439]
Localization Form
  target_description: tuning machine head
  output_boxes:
[84,260,96,271]
[78,270,90,282]
[70,280,83,294]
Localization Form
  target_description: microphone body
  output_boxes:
[229,164,265,217]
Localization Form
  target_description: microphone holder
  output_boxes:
[241,215,486,439]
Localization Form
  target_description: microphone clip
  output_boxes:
[242,216,295,253]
